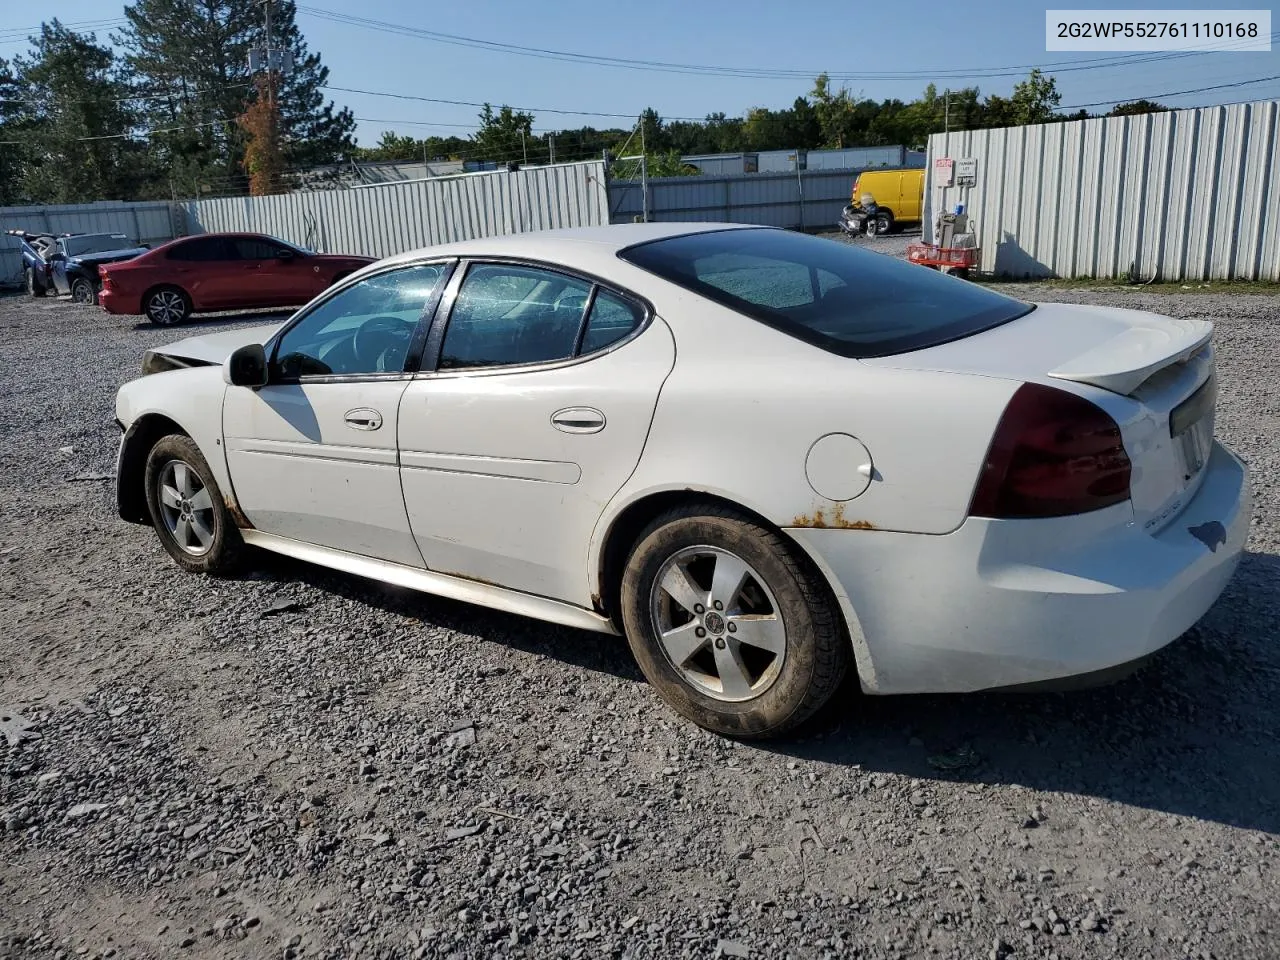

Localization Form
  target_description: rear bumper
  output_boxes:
[790,440,1251,694]
[98,287,139,315]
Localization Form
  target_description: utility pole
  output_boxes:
[944,89,951,134]
[545,133,555,164]
[262,0,274,110]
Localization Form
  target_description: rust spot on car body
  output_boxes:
[791,502,875,530]
[225,497,255,530]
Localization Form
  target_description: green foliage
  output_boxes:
[114,0,353,194]
[0,14,1124,209]
[9,21,154,203]
[1109,99,1170,117]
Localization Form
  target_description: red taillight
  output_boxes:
[969,382,1132,519]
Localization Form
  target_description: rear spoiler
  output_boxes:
[1048,316,1213,395]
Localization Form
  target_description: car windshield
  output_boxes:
[63,234,134,256]
[263,234,308,254]
[618,228,1034,358]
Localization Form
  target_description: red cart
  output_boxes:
[905,242,980,279]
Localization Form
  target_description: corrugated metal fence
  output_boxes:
[182,160,609,259]
[609,168,858,230]
[925,99,1280,281]
[0,200,178,285]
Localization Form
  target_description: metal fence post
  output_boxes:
[641,155,649,223]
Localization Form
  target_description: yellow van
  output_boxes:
[847,168,926,234]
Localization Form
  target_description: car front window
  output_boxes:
[618,228,1033,358]
[273,263,447,378]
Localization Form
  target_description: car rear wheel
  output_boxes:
[143,434,244,575]
[145,286,192,326]
[620,505,849,738]
[25,268,46,298]
[70,277,96,304]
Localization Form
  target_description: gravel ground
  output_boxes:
[1,278,1278,960]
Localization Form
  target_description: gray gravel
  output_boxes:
[1,282,1279,960]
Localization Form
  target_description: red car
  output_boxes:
[98,232,376,326]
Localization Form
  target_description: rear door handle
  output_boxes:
[344,408,383,431]
[551,407,606,434]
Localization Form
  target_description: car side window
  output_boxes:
[439,264,592,369]
[579,289,645,354]
[231,237,290,260]
[167,237,227,262]
[273,264,446,379]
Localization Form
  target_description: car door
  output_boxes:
[163,236,240,309]
[222,261,453,565]
[398,260,676,606]
[228,236,315,307]
[50,240,72,294]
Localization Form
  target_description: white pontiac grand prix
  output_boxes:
[114,223,1251,737]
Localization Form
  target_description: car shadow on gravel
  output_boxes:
[758,549,1280,835]
[234,546,1280,833]
[237,552,646,683]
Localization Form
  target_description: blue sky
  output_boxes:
[4,0,1277,152]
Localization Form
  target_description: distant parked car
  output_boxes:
[53,233,150,303]
[5,229,150,302]
[5,229,58,297]
[99,232,376,326]
[839,167,926,235]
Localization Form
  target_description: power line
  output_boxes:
[0,18,129,45]
[0,83,255,106]
[1055,74,1280,111]
[299,5,1275,83]
[323,83,702,122]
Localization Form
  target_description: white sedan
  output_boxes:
[114,223,1251,737]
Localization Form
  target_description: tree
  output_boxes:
[473,103,534,164]
[1109,99,1170,117]
[116,0,353,196]
[11,21,152,203]
[0,57,27,205]
[238,74,283,194]
[1006,68,1062,125]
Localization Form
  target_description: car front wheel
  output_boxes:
[620,505,848,738]
[70,277,96,304]
[145,287,192,326]
[143,434,243,575]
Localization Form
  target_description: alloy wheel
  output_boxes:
[156,459,215,556]
[649,546,787,702]
[71,279,94,304]
[148,291,187,325]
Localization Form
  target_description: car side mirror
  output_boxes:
[276,248,295,260]
[224,343,269,387]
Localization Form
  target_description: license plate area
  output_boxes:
[1170,374,1216,483]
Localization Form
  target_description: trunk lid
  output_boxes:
[863,301,1217,532]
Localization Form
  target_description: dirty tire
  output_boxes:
[620,505,848,739]
[143,434,244,576]
[144,286,192,326]
[871,211,894,235]
[25,267,46,298]
[70,277,95,304]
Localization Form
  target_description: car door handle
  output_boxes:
[344,408,383,431]
[551,407,606,434]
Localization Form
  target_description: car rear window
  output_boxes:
[617,228,1033,358]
